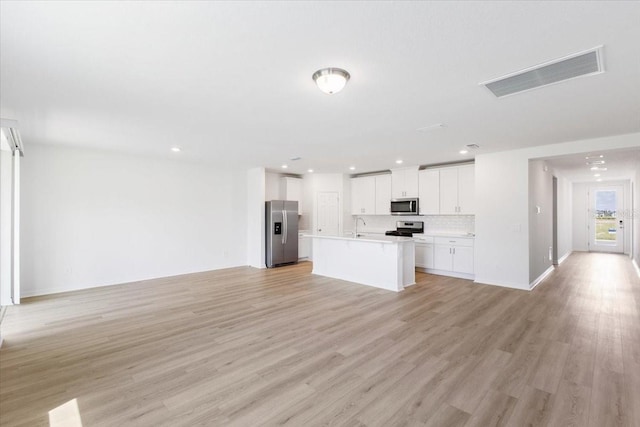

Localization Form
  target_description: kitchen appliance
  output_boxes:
[385,221,424,237]
[390,198,419,215]
[266,200,299,268]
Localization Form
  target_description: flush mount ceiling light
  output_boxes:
[349,166,356,171]
[396,160,403,164]
[459,150,469,155]
[171,146,181,152]
[312,68,350,94]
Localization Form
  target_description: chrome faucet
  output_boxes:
[355,217,366,237]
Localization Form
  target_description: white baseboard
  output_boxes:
[416,267,474,281]
[529,265,555,290]
[473,277,531,291]
[557,251,572,265]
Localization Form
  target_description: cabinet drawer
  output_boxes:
[413,236,434,244]
[434,237,474,247]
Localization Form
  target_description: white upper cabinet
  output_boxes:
[439,168,459,214]
[350,176,376,215]
[351,174,391,215]
[457,164,475,214]
[438,164,475,215]
[418,169,439,215]
[280,177,303,214]
[374,174,392,215]
[391,167,419,199]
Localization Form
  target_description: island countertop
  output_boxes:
[303,234,413,244]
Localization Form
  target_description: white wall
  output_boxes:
[572,182,589,251]
[0,150,12,305]
[247,167,265,268]
[475,151,530,289]
[529,160,553,283]
[556,174,573,261]
[475,132,640,290]
[21,144,248,297]
[634,170,640,267]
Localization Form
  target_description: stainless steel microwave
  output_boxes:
[390,198,419,215]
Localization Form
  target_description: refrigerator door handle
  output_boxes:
[282,210,287,244]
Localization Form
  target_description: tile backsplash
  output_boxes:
[349,215,475,235]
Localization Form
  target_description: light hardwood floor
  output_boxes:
[1,252,639,426]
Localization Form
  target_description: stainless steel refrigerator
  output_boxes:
[266,200,299,268]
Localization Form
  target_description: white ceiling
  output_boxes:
[544,146,640,182]
[1,1,639,175]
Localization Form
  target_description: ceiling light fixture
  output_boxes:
[396,160,403,164]
[594,173,601,177]
[171,147,181,152]
[349,166,356,171]
[282,164,288,169]
[596,178,603,182]
[459,150,469,155]
[312,68,350,94]
[308,169,314,173]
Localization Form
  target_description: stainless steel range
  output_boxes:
[385,221,424,237]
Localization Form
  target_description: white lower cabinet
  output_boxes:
[414,238,434,269]
[431,237,474,276]
[298,234,311,260]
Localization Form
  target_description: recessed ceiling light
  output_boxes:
[349,166,356,171]
[586,160,605,166]
[596,178,602,182]
[396,160,403,164]
[171,147,181,152]
[308,169,314,173]
[282,164,288,169]
[585,155,604,160]
[312,68,350,94]
[590,166,608,171]
[459,150,469,155]
[594,173,601,177]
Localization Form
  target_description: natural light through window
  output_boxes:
[594,190,618,243]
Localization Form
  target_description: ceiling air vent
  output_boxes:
[480,46,604,98]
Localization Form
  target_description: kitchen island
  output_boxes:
[308,235,415,292]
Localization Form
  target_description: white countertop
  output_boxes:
[341,231,475,239]
[414,232,475,239]
[305,234,414,244]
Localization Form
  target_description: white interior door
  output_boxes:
[317,191,339,236]
[589,185,624,253]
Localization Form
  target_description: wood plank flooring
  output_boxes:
[1,252,639,426]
